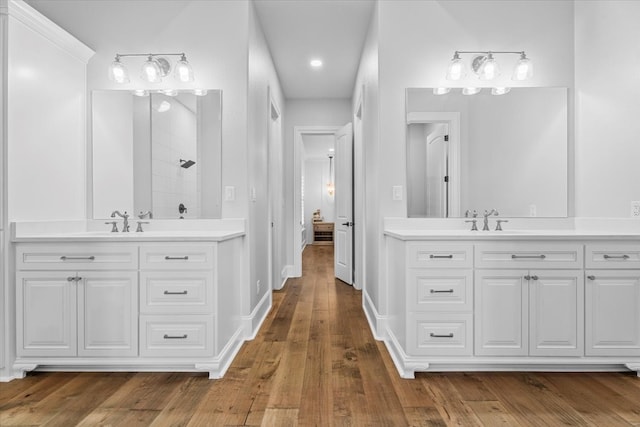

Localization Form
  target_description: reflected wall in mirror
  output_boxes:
[406,87,568,218]
[91,90,222,219]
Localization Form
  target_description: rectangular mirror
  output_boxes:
[406,87,568,218]
[91,90,222,219]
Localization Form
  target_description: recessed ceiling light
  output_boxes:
[310,59,323,68]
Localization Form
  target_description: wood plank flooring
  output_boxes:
[1,244,639,426]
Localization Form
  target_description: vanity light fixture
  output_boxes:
[446,51,533,81]
[491,87,511,95]
[462,87,481,95]
[327,154,335,196]
[108,52,195,84]
[433,87,451,95]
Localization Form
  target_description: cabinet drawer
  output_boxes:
[140,244,214,270]
[140,315,213,357]
[475,243,583,269]
[140,271,213,314]
[407,313,472,356]
[585,244,640,269]
[313,223,334,232]
[407,269,472,312]
[406,243,473,269]
[16,244,138,270]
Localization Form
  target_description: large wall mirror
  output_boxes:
[91,90,222,219]
[406,87,568,218]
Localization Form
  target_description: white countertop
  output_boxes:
[384,217,640,241]
[11,219,246,243]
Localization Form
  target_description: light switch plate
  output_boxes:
[392,186,403,201]
[631,201,640,217]
[224,186,235,201]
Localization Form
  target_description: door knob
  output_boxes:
[342,222,354,227]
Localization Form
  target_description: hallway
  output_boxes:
[1,245,639,426]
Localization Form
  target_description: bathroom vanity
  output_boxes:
[381,219,640,378]
[11,220,245,379]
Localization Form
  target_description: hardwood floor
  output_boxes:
[1,244,639,426]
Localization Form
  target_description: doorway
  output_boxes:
[268,92,284,290]
[292,125,355,285]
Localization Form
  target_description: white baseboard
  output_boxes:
[363,290,386,341]
[242,290,272,340]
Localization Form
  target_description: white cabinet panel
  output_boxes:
[78,272,138,357]
[17,272,77,357]
[140,315,213,357]
[585,244,640,269]
[16,244,138,271]
[475,270,528,356]
[529,271,584,356]
[586,271,640,356]
[140,244,214,270]
[475,243,583,269]
[408,313,472,356]
[406,242,473,269]
[140,271,213,314]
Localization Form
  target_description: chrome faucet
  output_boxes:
[110,210,130,232]
[138,210,153,219]
[483,209,499,231]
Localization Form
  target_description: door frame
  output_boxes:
[292,126,340,277]
[268,89,284,290]
[352,92,364,290]
[406,112,461,217]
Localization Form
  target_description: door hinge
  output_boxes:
[444,176,449,183]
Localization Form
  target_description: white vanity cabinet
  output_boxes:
[585,243,640,356]
[383,233,640,378]
[16,244,138,358]
[13,234,245,379]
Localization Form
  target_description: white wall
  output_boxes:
[247,0,284,323]
[7,2,93,221]
[574,1,640,217]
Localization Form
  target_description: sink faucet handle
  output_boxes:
[138,210,153,219]
[465,219,478,231]
[136,221,150,233]
[495,219,509,231]
[105,221,119,232]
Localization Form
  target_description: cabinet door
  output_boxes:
[78,271,138,357]
[585,271,640,356]
[529,270,584,356]
[475,270,528,356]
[17,272,77,357]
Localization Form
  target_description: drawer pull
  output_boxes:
[163,334,188,339]
[587,275,596,280]
[67,276,81,282]
[60,256,95,261]
[164,256,190,260]
[430,333,454,338]
[524,275,531,280]
[511,254,546,259]
[164,290,188,295]
[430,289,454,294]
[603,254,630,260]
[429,254,454,259]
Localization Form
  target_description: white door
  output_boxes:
[268,97,283,290]
[426,127,449,217]
[475,270,528,356]
[529,270,583,356]
[17,271,77,357]
[78,271,138,357]
[585,270,640,356]
[334,123,353,284]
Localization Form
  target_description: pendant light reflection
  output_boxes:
[462,87,481,95]
[327,155,335,197]
[433,87,451,95]
[491,87,511,95]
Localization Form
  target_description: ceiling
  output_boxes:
[253,0,374,99]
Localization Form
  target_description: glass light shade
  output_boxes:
[142,57,162,83]
[512,56,533,81]
[462,87,481,95]
[491,87,511,95]
[446,57,466,80]
[433,87,451,95]
[174,57,195,82]
[478,54,500,80]
[327,182,335,196]
[109,59,130,83]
